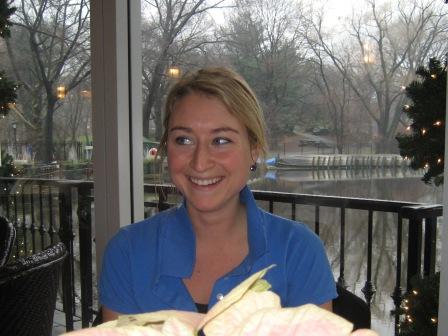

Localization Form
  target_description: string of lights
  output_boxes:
[396,58,446,186]
[399,272,439,336]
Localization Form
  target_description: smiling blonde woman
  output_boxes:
[99,67,337,323]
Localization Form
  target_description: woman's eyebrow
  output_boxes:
[212,127,240,134]
[169,126,240,134]
[169,126,191,132]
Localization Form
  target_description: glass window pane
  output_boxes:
[1,0,91,180]
[139,1,446,335]
[0,2,93,330]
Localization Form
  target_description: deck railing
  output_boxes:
[0,178,443,335]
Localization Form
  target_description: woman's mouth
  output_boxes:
[189,176,222,186]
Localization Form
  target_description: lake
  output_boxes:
[249,167,443,335]
[249,167,442,203]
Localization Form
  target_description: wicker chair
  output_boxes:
[0,216,16,267]
[0,242,67,336]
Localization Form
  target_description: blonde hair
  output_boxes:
[158,67,268,159]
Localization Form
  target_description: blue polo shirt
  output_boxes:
[99,186,337,314]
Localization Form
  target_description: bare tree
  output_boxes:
[303,0,448,153]
[141,0,228,140]
[6,0,90,162]
[221,0,310,146]
[307,46,351,153]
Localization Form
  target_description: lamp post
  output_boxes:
[57,85,66,99]
[11,122,17,159]
[167,65,181,79]
[363,43,375,65]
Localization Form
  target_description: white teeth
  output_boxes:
[190,177,221,186]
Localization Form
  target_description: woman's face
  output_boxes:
[167,92,258,215]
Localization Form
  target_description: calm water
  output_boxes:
[250,167,443,203]
[249,167,443,335]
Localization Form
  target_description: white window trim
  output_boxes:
[90,0,144,271]
[438,75,448,336]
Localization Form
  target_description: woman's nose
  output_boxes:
[191,144,213,171]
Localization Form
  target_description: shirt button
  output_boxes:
[216,293,224,301]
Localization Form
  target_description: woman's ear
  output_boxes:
[250,145,260,165]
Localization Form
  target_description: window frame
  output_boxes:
[90,0,144,268]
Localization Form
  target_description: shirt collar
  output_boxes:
[158,203,196,278]
[240,185,267,265]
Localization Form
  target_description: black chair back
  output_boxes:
[0,216,16,267]
[333,283,371,330]
[0,242,67,336]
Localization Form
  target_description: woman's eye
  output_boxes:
[213,137,231,145]
[175,136,193,145]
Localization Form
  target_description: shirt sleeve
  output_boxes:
[99,230,137,313]
[286,227,337,307]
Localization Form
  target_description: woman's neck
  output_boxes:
[187,200,247,243]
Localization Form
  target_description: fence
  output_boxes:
[0,141,92,162]
[0,178,443,335]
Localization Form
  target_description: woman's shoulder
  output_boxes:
[103,207,183,261]
[112,207,180,242]
[258,208,322,249]
[260,208,314,234]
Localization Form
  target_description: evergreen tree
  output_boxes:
[396,58,446,185]
[400,273,439,336]
[0,149,19,177]
[0,0,16,117]
[0,0,15,38]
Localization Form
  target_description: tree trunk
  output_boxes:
[43,96,57,163]
[336,136,343,154]
[143,60,167,139]
[154,91,164,141]
[375,136,397,154]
